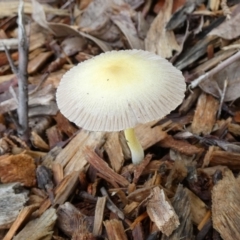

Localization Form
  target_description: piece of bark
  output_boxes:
[0,153,36,187]
[104,132,124,173]
[191,93,219,135]
[104,219,128,240]
[161,185,193,239]
[55,130,106,175]
[212,169,240,240]
[209,150,240,170]
[146,187,179,236]
[159,134,204,156]
[93,196,106,236]
[57,202,94,238]
[84,147,129,187]
[3,204,39,240]
[0,183,29,229]
[13,208,57,240]
[145,0,180,58]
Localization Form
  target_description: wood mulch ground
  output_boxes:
[1,0,240,239]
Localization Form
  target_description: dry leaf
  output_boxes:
[199,60,240,102]
[208,4,240,40]
[111,11,144,49]
[145,0,180,58]
[78,0,120,43]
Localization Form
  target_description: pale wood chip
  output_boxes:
[3,204,39,240]
[212,169,240,240]
[104,219,128,240]
[191,93,219,135]
[147,187,179,236]
[13,208,57,240]
[93,196,106,236]
[0,183,29,229]
[104,132,124,173]
[55,130,106,176]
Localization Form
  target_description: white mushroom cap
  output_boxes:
[56,49,185,132]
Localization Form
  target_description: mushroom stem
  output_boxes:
[124,128,144,165]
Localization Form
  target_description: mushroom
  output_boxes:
[56,50,185,164]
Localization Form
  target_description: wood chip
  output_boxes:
[0,153,36,187]
[209,150,240,170]
[104,132,124,173]
[212,169,240,240]
[136,121,167,150]
[57,202,94,238]
[104,219,128,240]
[84,147,129,187]
[55,130,106,175]
[30,131,49,151]
[146,187,179,236]
[13,208,57,240]
[3,204,39,240]
[37,171,79,215]
[93,196,106,236]
[191,93,219,135]
[159,134,203,155]
[0,183,29,229]
[27,51,53,74]
[161,185,193,239]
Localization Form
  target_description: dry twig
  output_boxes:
[17,0,29,141]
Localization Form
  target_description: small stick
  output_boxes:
[217,79,228,119]
[189,50,240,90]
[17,0,29,141]
[100,187,125,220]
[3,44,18,75]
